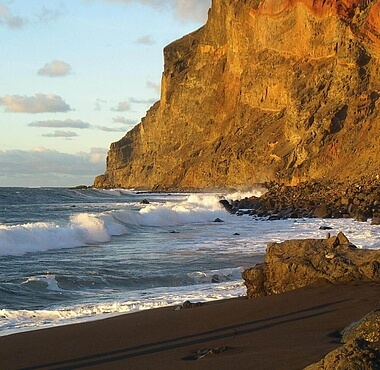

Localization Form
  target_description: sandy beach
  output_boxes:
[1,281,379,370]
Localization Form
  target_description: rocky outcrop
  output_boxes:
[94,0,380,189]
[304,310,380,369]
[242,232,380,368]
[304,339,380,370]
[231,176,380,222]
[341,309,380,344]
[242,232,380,298]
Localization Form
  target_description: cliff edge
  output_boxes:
[94,0,380,190]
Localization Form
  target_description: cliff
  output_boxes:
[94,0,380,190]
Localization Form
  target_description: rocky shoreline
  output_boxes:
[305,309,380,369]
[242,232,380,369]
[229,177,380,224]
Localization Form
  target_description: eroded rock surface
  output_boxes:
[305,310,380,369]
[94,0,380,190]
[242,232,380,298]
[341,309,380,344]
[304,339,380,370]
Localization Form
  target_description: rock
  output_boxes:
[184,346,229,361]
[140,199,150,204]
[341,309,380,344]
[174,300,204,311]
[372,216,380,225]
[232,177,380,222]
[314,205,332,218]
[219,199,233,212]
[304,339,380,370]
[305,309,380,369]
[213,218,224,222]
[242,233,380,298]
[356,213,369,222]
[94,1,380,190]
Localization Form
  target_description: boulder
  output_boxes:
[304,309,380,369]
[304,339,380,370]
[233,177,380,222]
[242,232,380,298]
[372,214,380,225]
[341,309,380,344]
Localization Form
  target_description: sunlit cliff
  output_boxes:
[94,0,380,189]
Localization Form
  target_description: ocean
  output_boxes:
[1,187,379,336]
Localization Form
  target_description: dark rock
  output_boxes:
[356,214,368,222]
[268,215,281,221]
[319,226,333,230]
[213,218,224,222]
[184,346,229,361]
[174,300,204,311]
[219,199,232,212]
[140,199,150,204]
[314,205,332,218]
[230,177,380,224]
[371,216,380,225]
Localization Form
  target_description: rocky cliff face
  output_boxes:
[94,0,380,190]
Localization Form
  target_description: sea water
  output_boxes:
[0,187,379,336]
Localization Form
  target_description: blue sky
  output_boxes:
[0,0,210,187]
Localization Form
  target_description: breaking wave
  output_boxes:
[0,193,229,256]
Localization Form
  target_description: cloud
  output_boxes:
[96,125,127,132]
[146,80,160,94]
[94,98,107,111]
[0,4,26,29]
[136,35,155,45]
[0,94,72,113]
[102,0,210,23]
[38,60,72,77]
[173,0,211,23]
[37,4,66,24]
[111,101,131,112]
[42,130,78,138]
[0,147,107,187]
[129,97,157,105]
[81,147,108,164]
[112,116,137,125]
[28,119,90,129]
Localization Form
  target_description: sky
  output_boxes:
[0,0,211,187]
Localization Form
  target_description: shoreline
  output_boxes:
[1,281,379,369]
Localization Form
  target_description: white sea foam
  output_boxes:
[189,267,244,284]
[0,194,229,256]
[0,280,246,336]
[106,193,227,227]
[224,186,267,202]
[0,216,110,256]
[21,274,64,292]
[2,188,380,338]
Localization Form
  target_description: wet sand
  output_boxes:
[1,281,379,370]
